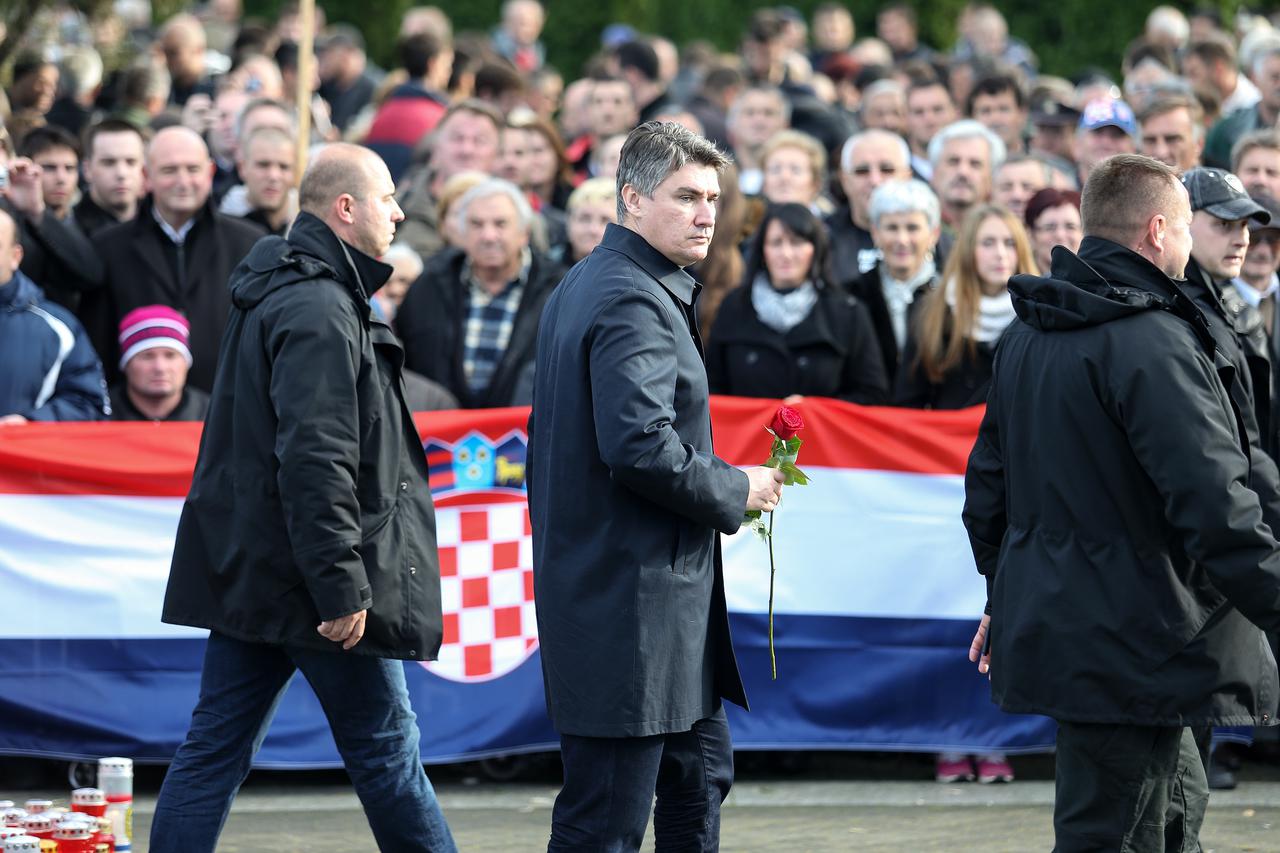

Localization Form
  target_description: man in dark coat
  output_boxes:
[397,178,564,409]
[529,121,786,851]
[0,146,104,314]
[964,154,1280,850]
[78,126,264,392]
[150,144,457,853]
[1181,167,1277,454]
[826,129,912,289]
[73,119,147,239]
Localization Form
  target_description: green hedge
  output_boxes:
[241,0,1240,85]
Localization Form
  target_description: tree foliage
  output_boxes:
[1,0,112,70]
[240,0,1236,84]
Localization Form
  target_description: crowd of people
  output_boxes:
[4,0,1280,784]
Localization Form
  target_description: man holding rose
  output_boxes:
[528,121,786,851]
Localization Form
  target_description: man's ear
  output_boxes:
[620,183,642,219]
[1148,213,1168,253]
[335,192,358,225]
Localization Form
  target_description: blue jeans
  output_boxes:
[150,631,457,853]
[548,707,733,852]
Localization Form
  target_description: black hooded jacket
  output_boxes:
[161,212,443,660]
[963,236,1280,726]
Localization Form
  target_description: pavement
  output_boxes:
[5,754,1280,851]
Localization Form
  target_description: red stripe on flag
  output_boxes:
[0,399,980,496]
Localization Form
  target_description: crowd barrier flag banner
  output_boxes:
[0,398,1054,768]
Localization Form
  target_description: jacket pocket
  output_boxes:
[671,518,687,574]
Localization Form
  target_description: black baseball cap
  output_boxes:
[1248,194,1280,234]
[1181,167,1271,224]
[1029,94,1081,127]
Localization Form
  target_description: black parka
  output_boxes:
[79,197,265,392]
[705,281,889,404]
[964,237,1280,726]
[396,247,565,409]
[1181,257,1277,488]
[162,213,443,661]
[528,223,750,738]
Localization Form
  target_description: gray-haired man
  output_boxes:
[528,121,785,851]
[397,176,565,408]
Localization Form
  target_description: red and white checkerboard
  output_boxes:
[421,499,538,682]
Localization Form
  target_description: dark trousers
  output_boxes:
[1054,722,1209,853]
[548,707,733,853]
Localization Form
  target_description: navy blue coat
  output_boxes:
[528,223,750,738]
[0,270,108,421]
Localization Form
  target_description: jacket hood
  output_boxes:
[230,212,392,309]
[1010,237,1178,332]
[0,269,42,312]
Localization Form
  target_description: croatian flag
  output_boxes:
[0,401,1054,768]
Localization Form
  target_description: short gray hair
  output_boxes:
[927,119,1007,172]
[382,241,424,276]
[868,179,941,230]
[454,177,534,235]
[615,121,731,222]
[1250,35,1280,80]
[61,47,103,100]
[840,128,911,174]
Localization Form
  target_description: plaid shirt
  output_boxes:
[462,249,532,396]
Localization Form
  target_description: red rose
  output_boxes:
[769,405,804,440]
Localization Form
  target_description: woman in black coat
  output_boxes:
[894,203,1039,410]
[706,202,888,404]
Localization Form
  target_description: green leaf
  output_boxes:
[786,436,802,455]
[779,461,811,486]
[744,509,761,521]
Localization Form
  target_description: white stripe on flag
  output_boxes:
[0,468,985,638]
[0,495,201,639]
[722,468,986,619]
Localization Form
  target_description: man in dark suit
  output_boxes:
[79,126,264,392]
[528,121,785,852]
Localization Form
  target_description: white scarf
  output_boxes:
[880,258,937,350]
[752,273,819,334]
[944,277,1018,344]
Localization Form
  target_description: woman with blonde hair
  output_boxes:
[895,203,1038,411]
[759,129,833,215]
[554,176,616,265]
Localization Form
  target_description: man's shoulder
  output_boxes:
[546,249,656,320]
[210,210,269,245]
[92,215,142,252]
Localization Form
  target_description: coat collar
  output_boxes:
[287,211,393,300]
[598,223,699,306]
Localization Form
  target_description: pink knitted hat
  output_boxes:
[117,305,193,369]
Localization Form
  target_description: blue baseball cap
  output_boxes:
[1078,98,1138,139]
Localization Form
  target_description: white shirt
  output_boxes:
[1221,75,1262,116]
[1233,274,1279,306]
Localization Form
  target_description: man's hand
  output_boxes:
[3,157,45,219]
[0,414,29,426]
[745,466,786,513]
[968,613,991,675]
[317,608,367,650]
